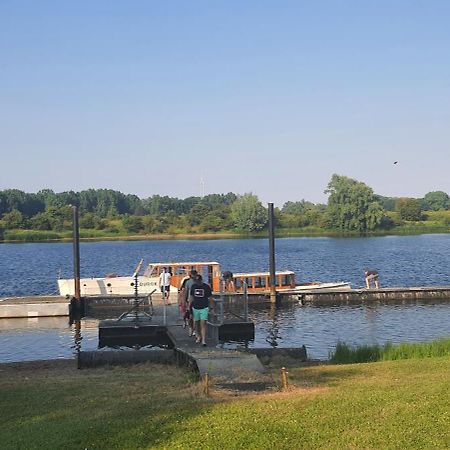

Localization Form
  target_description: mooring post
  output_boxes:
[203,373,210,397]
[281,366,289,390]
[243,280,249,322]
[268,202,277,303]
[72,205,81,302]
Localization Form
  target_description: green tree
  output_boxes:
[42,206,73,231]
[1,189,45,217]
[1,209,25,229]
[373,195,397,211]
[325,174,385,232]
[282,200,316,215]
[187,203,211,226]
[122,215,144,233]
[230,193,267,232]
[423,191,449,211]
[396,198,423,221]
[29,212,52,230]
[199,213,224,232]
[79,212,97,229]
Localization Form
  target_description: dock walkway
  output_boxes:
[98,303,270,388]
[160,305,267,382]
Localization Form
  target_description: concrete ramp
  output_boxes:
[189,349,274,391]
[189,349,266,377]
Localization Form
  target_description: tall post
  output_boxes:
[72,205,81,301]
[268,202,277,303]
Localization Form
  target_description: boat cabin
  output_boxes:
[231,270,296,293]
[143,262,222,292]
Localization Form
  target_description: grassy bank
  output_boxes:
[1,356,449,449]
[330,337,450,364]
[2,222,449,243]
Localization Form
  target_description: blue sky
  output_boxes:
[1,1,449,205]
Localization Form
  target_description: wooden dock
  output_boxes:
[292,286,450,305]
[2,285,450,318]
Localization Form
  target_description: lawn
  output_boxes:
[1,356,449,449]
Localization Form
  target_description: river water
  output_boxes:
[0,235,449,362]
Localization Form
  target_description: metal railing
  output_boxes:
[209,281,249,325]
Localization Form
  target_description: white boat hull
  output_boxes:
[58,276,160,297]
[288,282,351,292]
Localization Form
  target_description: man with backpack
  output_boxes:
[189,273,213,346]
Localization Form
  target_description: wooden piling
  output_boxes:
[268,202,277,303]
[203,372,210,397]
[281,366,289,390]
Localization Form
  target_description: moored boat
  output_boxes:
[229,270,351,293]
[57,261,222,297]
[58,260,351,297]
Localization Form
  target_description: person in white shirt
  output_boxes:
[159,267,172,303]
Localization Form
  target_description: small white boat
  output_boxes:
[57,261,222,297]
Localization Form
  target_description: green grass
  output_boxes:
[330,337,450,364]
[2,229,72,241]
[1,356,449,449]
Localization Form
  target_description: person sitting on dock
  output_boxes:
[159,267,172,304]
[189,274,213,346]
[364,270,380,289]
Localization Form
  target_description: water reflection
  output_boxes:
[265,303,281,347]
[72,320,82,368]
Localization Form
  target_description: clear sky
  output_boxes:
[1,1,449,206]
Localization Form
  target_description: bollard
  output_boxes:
[203,373,210,397]
[281,366,289,390]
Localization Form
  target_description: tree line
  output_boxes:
[0,177,449,239]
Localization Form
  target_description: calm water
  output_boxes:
[0,235,449,362]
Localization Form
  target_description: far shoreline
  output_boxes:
[1,227,449,244]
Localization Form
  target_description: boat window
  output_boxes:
[255,277,265,288]
[235,278,241,289]
[147,266,159,277]
[175,266,186,275]
[245,277,253,288]
[282,275,290,286]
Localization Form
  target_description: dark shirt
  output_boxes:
[190,282,212,309]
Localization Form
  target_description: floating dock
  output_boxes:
[0,296,70,318]
[91,303,270,388]
[289,286,450,305]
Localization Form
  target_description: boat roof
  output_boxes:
[146,261,220,266]
[233,270,295,277]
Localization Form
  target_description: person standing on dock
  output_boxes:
[159,267,172,304]
[190,274,213,346]
[179,269,197,335]
[365,270,380,289]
